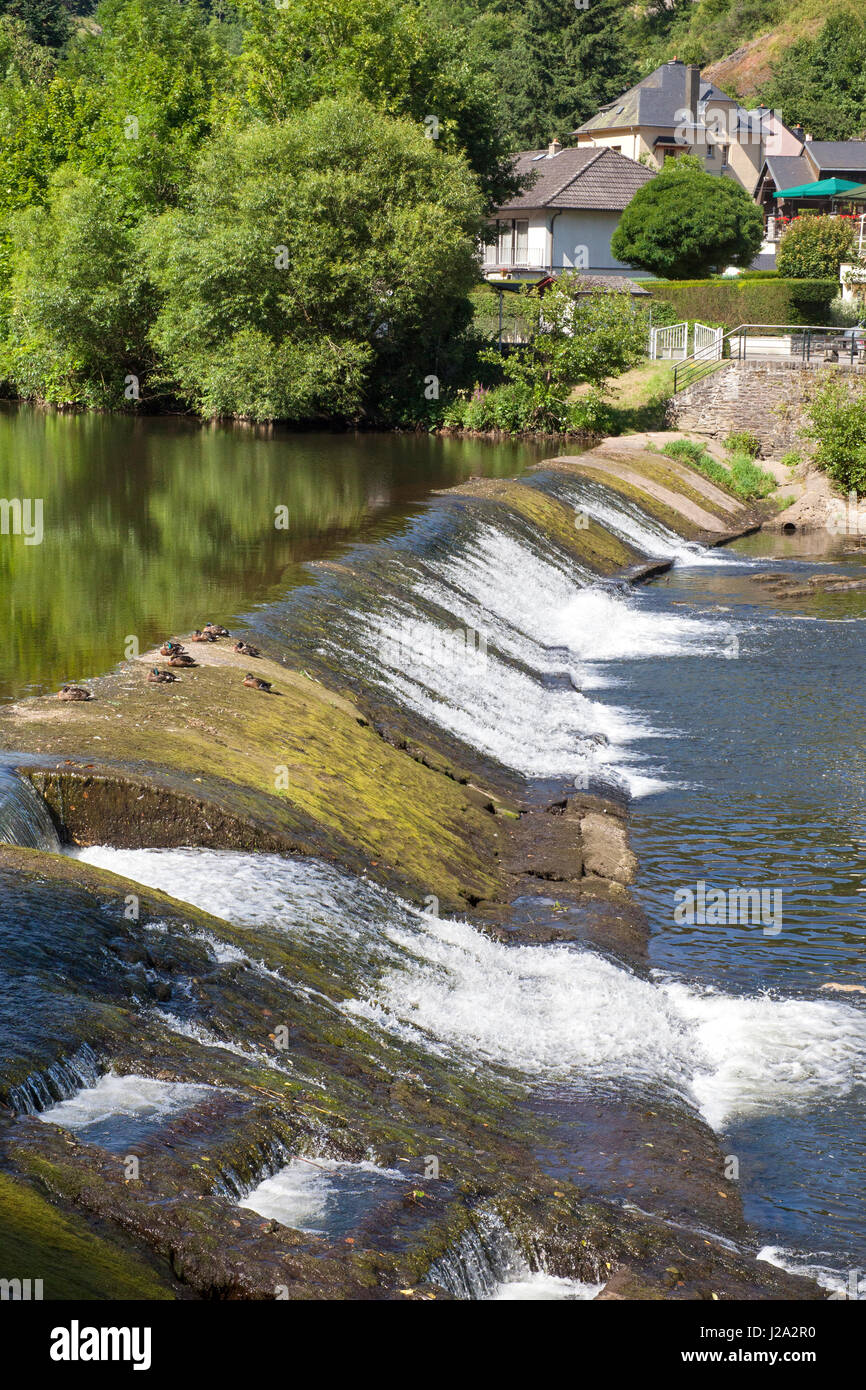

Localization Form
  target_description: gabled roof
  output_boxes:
[761,154,809,192]
[575,61,733,136]
[803,141,866,173]
[496,146,655,214]
[756,144,866,197]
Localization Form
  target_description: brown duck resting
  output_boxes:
[233,641,260,657]
[189,629,216,643]
[147,667,178,683]
[57,685,93,701]
[243,673,272,691]
[160,640,185,657]
[168,653,196,667]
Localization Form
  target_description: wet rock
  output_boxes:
[579,811,637,885]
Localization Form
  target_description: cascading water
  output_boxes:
[72,846,866,1138]
[426,1210,603,1301]
[553,477,731,567]
[0,768,60,851]
[10,1042,101,1116]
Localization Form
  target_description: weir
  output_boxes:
[0,445,859,1300]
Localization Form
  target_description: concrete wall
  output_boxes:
[668,360,866,455]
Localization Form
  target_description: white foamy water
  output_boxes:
[338,522,745,796]
[239,1158,407,1235]
[558,482,722,567]
[358,604,662,795]
[419,524,737,674]
[490,1272,604,1300]
[38,1073,212,1132]
[757,1246,865,1298]
[73,848,866,1134]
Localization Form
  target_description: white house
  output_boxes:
[482,142,655,282]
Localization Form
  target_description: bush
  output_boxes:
[660,439,776,500]
[828,295,863,328]
[453,381,541,432]
[610,156,764,278]
[776,215,856,279]
[806,378,866,494]
[727,453,777,499]
[781,450,802,469]
[568,389,616,435]
[645,277,838,328]
[724,429,761,458]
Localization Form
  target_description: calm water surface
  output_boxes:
[0,406,541,702]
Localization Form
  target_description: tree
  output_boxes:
[610,157,765,279]
[776,215,857,278]
[491,276,647,429]
[460,0,638,149]
[230,0,515,209]
[807,379,866,495]
[3,170,155,408]
[760,14,866,141]
[0,0,70,49]
[141,98,486,422]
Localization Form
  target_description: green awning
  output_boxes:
[834,182,866,200]
[774,177,862,199]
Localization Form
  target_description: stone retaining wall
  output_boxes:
[668,360,866,456]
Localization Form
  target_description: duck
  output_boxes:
[160,640,185,657]
[147,667,178,683]
[243,673,272,691]
[233,641,260,657]
[189,629,216,643]
[168,652,197,667]
[203,623,230,638]
[57,684,93,701]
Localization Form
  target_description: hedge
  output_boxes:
[643,278,837,328]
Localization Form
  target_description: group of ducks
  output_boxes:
[57,622,274,701]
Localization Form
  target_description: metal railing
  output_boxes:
[673,323,866,393]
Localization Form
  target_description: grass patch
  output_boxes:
[570,360,676,434]
[660,438,777,500]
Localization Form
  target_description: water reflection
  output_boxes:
[0,407,540,701]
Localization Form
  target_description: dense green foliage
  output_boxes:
[610,158,764,279]
[646,277,838,327]
[760,13,866,141]
[776,215,857,279]
[144,101,484,422]
[660,437,777,499]
[806,378,866,493]
[444,278,647,433]
[1,0,861,426]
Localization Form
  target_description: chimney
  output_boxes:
[685,65,700,125]
[793,125,805,142]
[548,138,562,157]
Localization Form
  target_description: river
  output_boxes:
[0,405,863,1296]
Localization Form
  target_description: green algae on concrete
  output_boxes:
[0,646,503,911]
[442,477,641,573]
[0,1171,176,1299]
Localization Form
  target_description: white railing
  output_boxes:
[649,321,688,359]
[693,322,723,362]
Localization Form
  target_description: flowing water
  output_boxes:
[1,408,865,1292]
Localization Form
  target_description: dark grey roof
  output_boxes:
[803,141,866,173]
[497,146,655,214]
[761,154,810,191]
[575,61,733,136]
